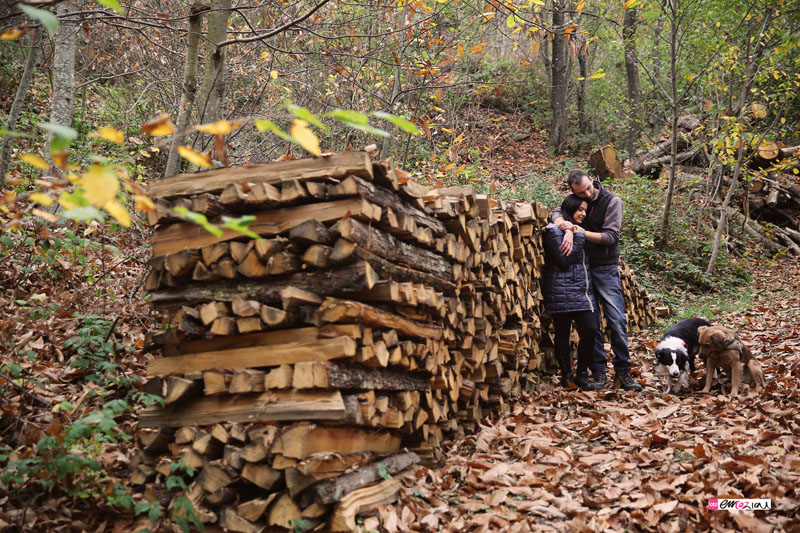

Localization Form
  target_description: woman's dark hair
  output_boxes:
[560,194,586,224]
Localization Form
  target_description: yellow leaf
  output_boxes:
[1,28,26,40]
[442,163,456,172]
[19,153,50,170]
[178,146,213,167]
[29,193,53,207]
[51,150,68,169]
[270,70,278,80]
[577,0,585,12]
[532,41,540,52]
[290,119,321,157]
[81,165,120,207]
[195,119,236,135]
[104,198,132,227]
[90,126,124,144]
[135,194,155,211]
[532,0,544,4]
[32,208,58,223]
[589,71,606,79]
[457,43,464,56]
[482,11,496,21]
[623,0,638,7]
[59,196,78,210]
[141,113,175,136]
[260,50,270,59]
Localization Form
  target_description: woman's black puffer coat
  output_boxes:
[541,224,596,314]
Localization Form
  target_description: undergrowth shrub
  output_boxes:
[612,176,751,308]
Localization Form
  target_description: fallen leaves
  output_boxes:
[380,259,800,532]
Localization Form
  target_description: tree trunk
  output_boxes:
[549,0,569,155]
[576,37,589,131]
[623,7,641,156]
[49,0,79,161]
[657,0,678,246]
[164,3,206,178]
[190,0,231,169]
[0,27,41,186]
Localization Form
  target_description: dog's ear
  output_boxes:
[697,326,708,340]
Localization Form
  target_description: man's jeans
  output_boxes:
[589,264,631,374]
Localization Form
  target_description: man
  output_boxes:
[550,169,642,392]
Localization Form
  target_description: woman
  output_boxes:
[542,194,600,391]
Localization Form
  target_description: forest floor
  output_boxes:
[378,259,800,532]
[2,110,799,531]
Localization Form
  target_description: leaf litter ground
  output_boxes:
[377,258,800,532]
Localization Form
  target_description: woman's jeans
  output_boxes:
[589,264,631,374]
[552,310,598,376]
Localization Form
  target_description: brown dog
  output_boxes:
[697,325,765,396]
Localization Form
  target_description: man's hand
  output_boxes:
[560,229,574,256]
[556,220,572,232]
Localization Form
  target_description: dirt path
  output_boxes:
[378,257,800,532]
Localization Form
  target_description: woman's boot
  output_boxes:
[556,351,575,388]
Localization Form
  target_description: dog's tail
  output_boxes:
[745,359,765,391]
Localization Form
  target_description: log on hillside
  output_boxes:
[588,145,625,180]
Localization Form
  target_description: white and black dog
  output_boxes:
[654,317,710,394]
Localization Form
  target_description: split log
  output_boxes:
[299,451,418,507]
[139,390,347,427]
[147,151,373,199]
[270,423,401,460]
[291,361,431,390]
[147,336,358,377]
[329,473,406,532]
[149,261,378,307]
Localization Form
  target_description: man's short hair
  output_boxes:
[567,169,590,188]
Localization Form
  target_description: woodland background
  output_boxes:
[1,0,799,530]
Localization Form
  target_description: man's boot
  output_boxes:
[617,369,643,392]
[592,369,608,389]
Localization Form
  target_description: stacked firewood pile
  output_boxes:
[134,152,657,531]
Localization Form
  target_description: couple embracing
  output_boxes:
[541,170,642,392]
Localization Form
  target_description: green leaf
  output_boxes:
[38,122,78,153]
[62,206,105,223]
[95,0,124,13]
[370,111,421,135]
[254,118,293,143]
[324,109,369,126]
[173,207,223,237]
[221,215,260,239]
[286,104,328,131]
[344,122,390,138]
[0,128,29,138]
[506,13,516,27]
[18,4,59,35]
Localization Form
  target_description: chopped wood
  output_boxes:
[267,492,303,529]
[197,462,237,493]
[300,451,418,506]
[218,508,260,533]
[280,286,323,311]
[203,370,231,396]
[236,317,262,334]
[319,298,443,340]
[270,423,401,460]
[164,376,202,405]
[231,298,261,317]
[329,473,406,532]
[209,317,236,336]
[229,369,265,394]
[301,244,332,268]
[147,151,373,199]
[149,261,378,308]
[264,364,294,389]
[151,197,382,257]
[200,301,229,326]
[241,462,282,490]
[139,390,347,427]
[237,495,275,523]
[164,249,200,277]
[289,219,333,244]
[147,335,357,377]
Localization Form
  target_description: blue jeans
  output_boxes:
[589,264,631,374]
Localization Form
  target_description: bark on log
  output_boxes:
[299,451,418,507]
